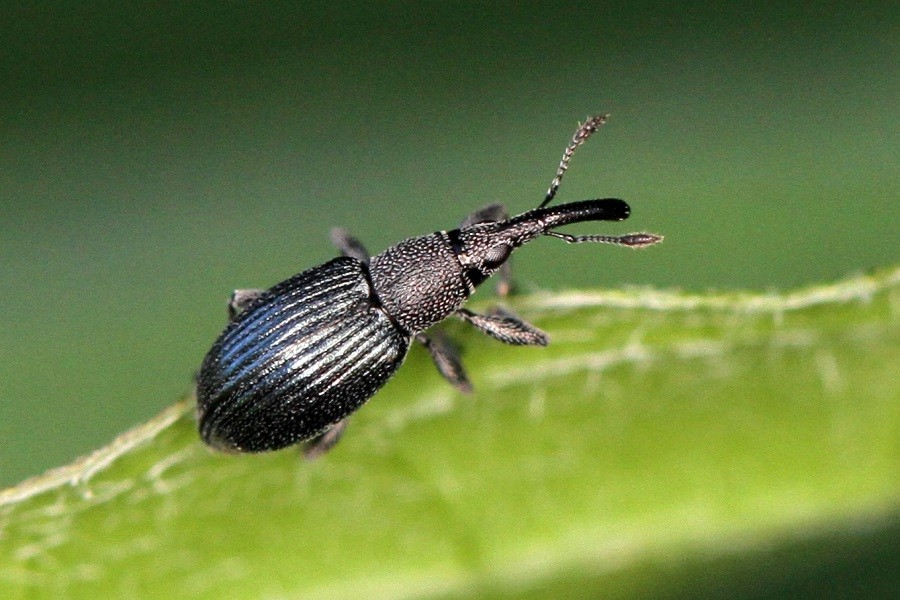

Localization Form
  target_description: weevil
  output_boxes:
[196,115,662,457]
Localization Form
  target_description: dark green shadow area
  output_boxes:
[455,516,900,600]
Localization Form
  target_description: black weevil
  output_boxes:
[196,115,662,457]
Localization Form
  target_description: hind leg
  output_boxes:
[302,419,349,460]
[228,289,265,321]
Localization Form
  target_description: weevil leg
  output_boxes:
[461,203,508,227]
[416,332,473,394]
[302,419,349,460]
[493,262,514,297]
[461,204,514,296]
[456,307,549,346]
[330,228,370,264]
[228,289,265,321]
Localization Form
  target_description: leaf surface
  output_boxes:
[2,267,898,599]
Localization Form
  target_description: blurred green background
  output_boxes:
[0,1,896,488]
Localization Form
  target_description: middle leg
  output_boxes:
[330,227,371,263]
[416,332,473,394]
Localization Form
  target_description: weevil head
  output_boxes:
[449,220,536,287]
[450,198,637,288]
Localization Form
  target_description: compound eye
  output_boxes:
[483,243,511,269]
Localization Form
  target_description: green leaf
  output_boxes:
[2,267,898,599]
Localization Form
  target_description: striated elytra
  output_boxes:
[196,116,663,457]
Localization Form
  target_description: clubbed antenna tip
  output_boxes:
[618,233,664,248]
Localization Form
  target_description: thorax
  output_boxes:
[368,232,469,333]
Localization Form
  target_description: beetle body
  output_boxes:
[197,116,662,455]
[197,257,409,451]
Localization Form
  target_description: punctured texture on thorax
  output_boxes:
[369,232,468,333]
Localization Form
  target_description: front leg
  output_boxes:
[456,307,549,346]
[461,204,513,296]
[228,289,265,321]
[461,203,508,228]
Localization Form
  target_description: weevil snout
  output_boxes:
[450,197,646,287]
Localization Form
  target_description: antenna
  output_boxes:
[539,114,608,209]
